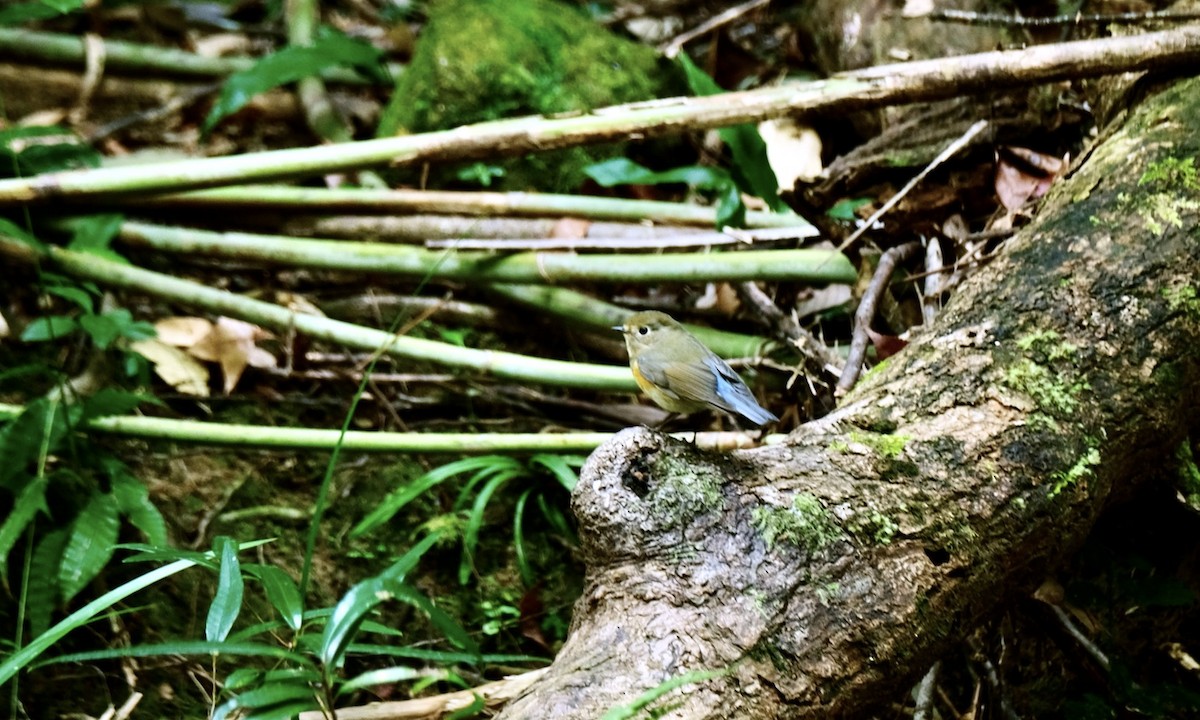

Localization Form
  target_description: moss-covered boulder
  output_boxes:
[380,0,682,192]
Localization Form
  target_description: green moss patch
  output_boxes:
[381,0,680,191]
[752,493,842,552]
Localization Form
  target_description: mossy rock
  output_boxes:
[380,0,683,191]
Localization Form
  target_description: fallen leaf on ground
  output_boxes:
[130,338,210,396]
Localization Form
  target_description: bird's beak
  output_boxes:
[611,324,625,332]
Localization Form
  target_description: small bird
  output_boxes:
[614,311,778,426]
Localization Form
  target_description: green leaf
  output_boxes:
[513,488,534,587]
[446,693,486,720]
[58,491,120,602]
[226,662,321,691]
[20,315,79,343]
[243,700,322,720]
[451,458,524,513]
[38,640,312,668]
[206,536,244,642]
[43,284,94,313]
[677,53,786,215]
[0,217,45,252]
[391,585,477,655]
[204,29,386,132]
[536,493,577,547]
[599,667,731,720]
[0,474,49,573]
[338,666,427,695]
[827,197,871,221]
[319,533,464,666]
[352,457,518,538]
[459,470,519,585]
[66,213,126,264]
[0,397,77,490]
[25,528,69,637]
[78,312,121,350]
[245,564,304,631]
[81,388,155,422]
[0,126,99,177]
[0,0,83,25]
[107,459,168,546]
[585,158,723,187]
[714,180,746,228]
[529,454,584,492]
[0,557,198,684]
[229,682,315,709]
[78,309,155,349]
[583,158,745,229]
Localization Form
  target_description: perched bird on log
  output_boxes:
[614,311,778,426]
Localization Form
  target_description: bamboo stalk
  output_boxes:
[0,238,638,392]
[123,185,809,229]
[113,221,856,284]
[487,284,774,359]
[0,403,781,452]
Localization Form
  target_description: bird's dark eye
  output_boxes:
[637,326,650,336]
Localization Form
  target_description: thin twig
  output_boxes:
[88,83,221,142]
[833,120,989,256]
[836,242,920,395]
[426,226,815,251]
[660,0,772,57]
[266,367,458,384]
[737,281,842,374]
[1049,604,1111,670]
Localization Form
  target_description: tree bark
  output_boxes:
[496,75,1200,718]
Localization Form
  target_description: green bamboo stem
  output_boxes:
[124,186,810,230]
[487,284,773,359]
[0,27,397,84]
[115,221,857,284]
[0,402,781,452]
[2,239,637,392]
[3,27,1196,202]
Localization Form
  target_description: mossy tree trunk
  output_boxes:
[496,76,1200,718]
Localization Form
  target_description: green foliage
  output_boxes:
[0,125,99,178]
[205,28,387,133]
[585,158,745,228]
[28,534,486,720]
[676,53,787,216]
[455,162,507,187]
[207,536,245,643]
[0,0,84,25]
[58,490,121,602]
[14,218,154,369]
[827,197,872,220]
[0,390,167,636]
[582,55,795,229]
[1049,444,1100,497]
[1138,156,1199,191]
[352,453,581,587]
